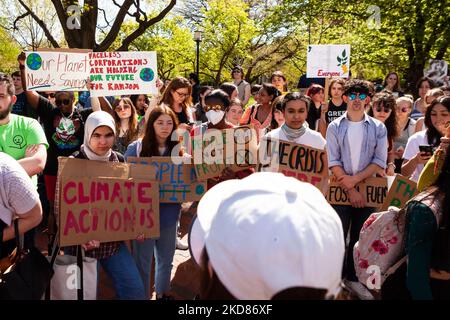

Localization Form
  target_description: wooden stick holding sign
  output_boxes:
[57,157,160,247]
[379,174,418,212]
[193,125,258,180]
[258,138,329,192]
[326,177,388,208]
[127,157,207,203]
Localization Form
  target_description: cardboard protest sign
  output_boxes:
[258,138,329,191]
[424,59,448,87]
[379,174,418,211]
[25,49,90,91]
[89,51,158,97]
[326,177,388,208]
[127,157,207,203]
[57,157,159,246]
[193,125,258,180]
[307,44,351,78]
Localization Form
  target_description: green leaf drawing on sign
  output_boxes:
[337,56,342,63]
[343,49,347,58]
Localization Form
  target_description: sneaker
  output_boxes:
[343,280,374,300]
[176,238,189,250]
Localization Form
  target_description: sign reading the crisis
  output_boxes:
[307,44,351,78]
[258,138,328,191]
[379,174,418,212]
[326,177,388,208]
[25,50,90,91]
[89,51,158,97]
[127,157,207,203]
[57,158,159,246]
[192,126,258,181]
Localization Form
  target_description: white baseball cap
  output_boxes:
[189,172,345,300]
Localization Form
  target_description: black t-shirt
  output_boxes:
[306,104,322,130]
[37,96,92,175]
[175,110,189,124]
[326,100,347,124]
[12,92,38,119]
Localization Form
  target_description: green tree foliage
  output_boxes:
[0,24,21,73]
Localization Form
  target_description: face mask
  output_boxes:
[206,110,225,125]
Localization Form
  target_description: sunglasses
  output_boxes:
[55,99,71,106]
[396,107,410,113]
[348,93,368,101]
[374,106,391,113]
[115,105,131,112]
[43,93,56,98]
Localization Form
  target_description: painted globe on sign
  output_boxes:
[26,53,42,71]
[140,68,155,82]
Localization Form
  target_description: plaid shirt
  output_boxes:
[54,150,122,260]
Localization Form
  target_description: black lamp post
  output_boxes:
[194,30,202,78]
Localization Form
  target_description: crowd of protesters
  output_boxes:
[1,52,450,301]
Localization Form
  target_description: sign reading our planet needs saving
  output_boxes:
[307,44,351,78]
[25,50,158,96]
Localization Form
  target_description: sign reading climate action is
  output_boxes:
[307,44,351,78]
[192,125,258,180]
[89,51,158,97]
[57,158,160,247]
[258,138,328,191]
[326,177,388,208]
[127,157,207,203]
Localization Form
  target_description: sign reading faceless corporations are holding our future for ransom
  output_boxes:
[126,157,207,203]
[307,44,351,78]
[25,50,158,96]
[57,157,160,247]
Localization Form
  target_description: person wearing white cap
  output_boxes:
[189,172,345,299]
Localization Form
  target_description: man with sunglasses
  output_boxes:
[231,66,251,107]
[326,79,388,300]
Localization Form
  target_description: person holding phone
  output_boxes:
[402,96,450,182]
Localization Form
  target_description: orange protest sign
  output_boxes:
[57,157,159,246]
[258,138,329,192]
[326,177,388,208]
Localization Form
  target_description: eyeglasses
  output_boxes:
[115,105,131,112]
[55,99,71,106]
[175,90,189,98]
[348,93,368,101]
[42,93,56,99]
[374,106,392,113]
[396,107,410,113]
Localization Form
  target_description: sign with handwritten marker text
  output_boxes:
[25,51,89,91]
[307,44,351,78]
[127,157,207,203]
[379,174,418,211]
[89,51,158,97]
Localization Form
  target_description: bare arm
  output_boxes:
[242,84,251,106]
[2,203,42,242]
[17,144,47,176]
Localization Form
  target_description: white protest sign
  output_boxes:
[25,50,89,91]
[307,44,351,78]
[424,59,448,87]
[89,51,158,97]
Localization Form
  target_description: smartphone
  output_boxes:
[419,145,433,155]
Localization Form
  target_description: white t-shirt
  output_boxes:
[0,152,40,226]
[265,127,326,150]
[346,120,365,175]
[403,130,430,182]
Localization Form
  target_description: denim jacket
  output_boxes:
[326,112,388,175]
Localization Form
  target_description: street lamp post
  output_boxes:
[194,30,202,78]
